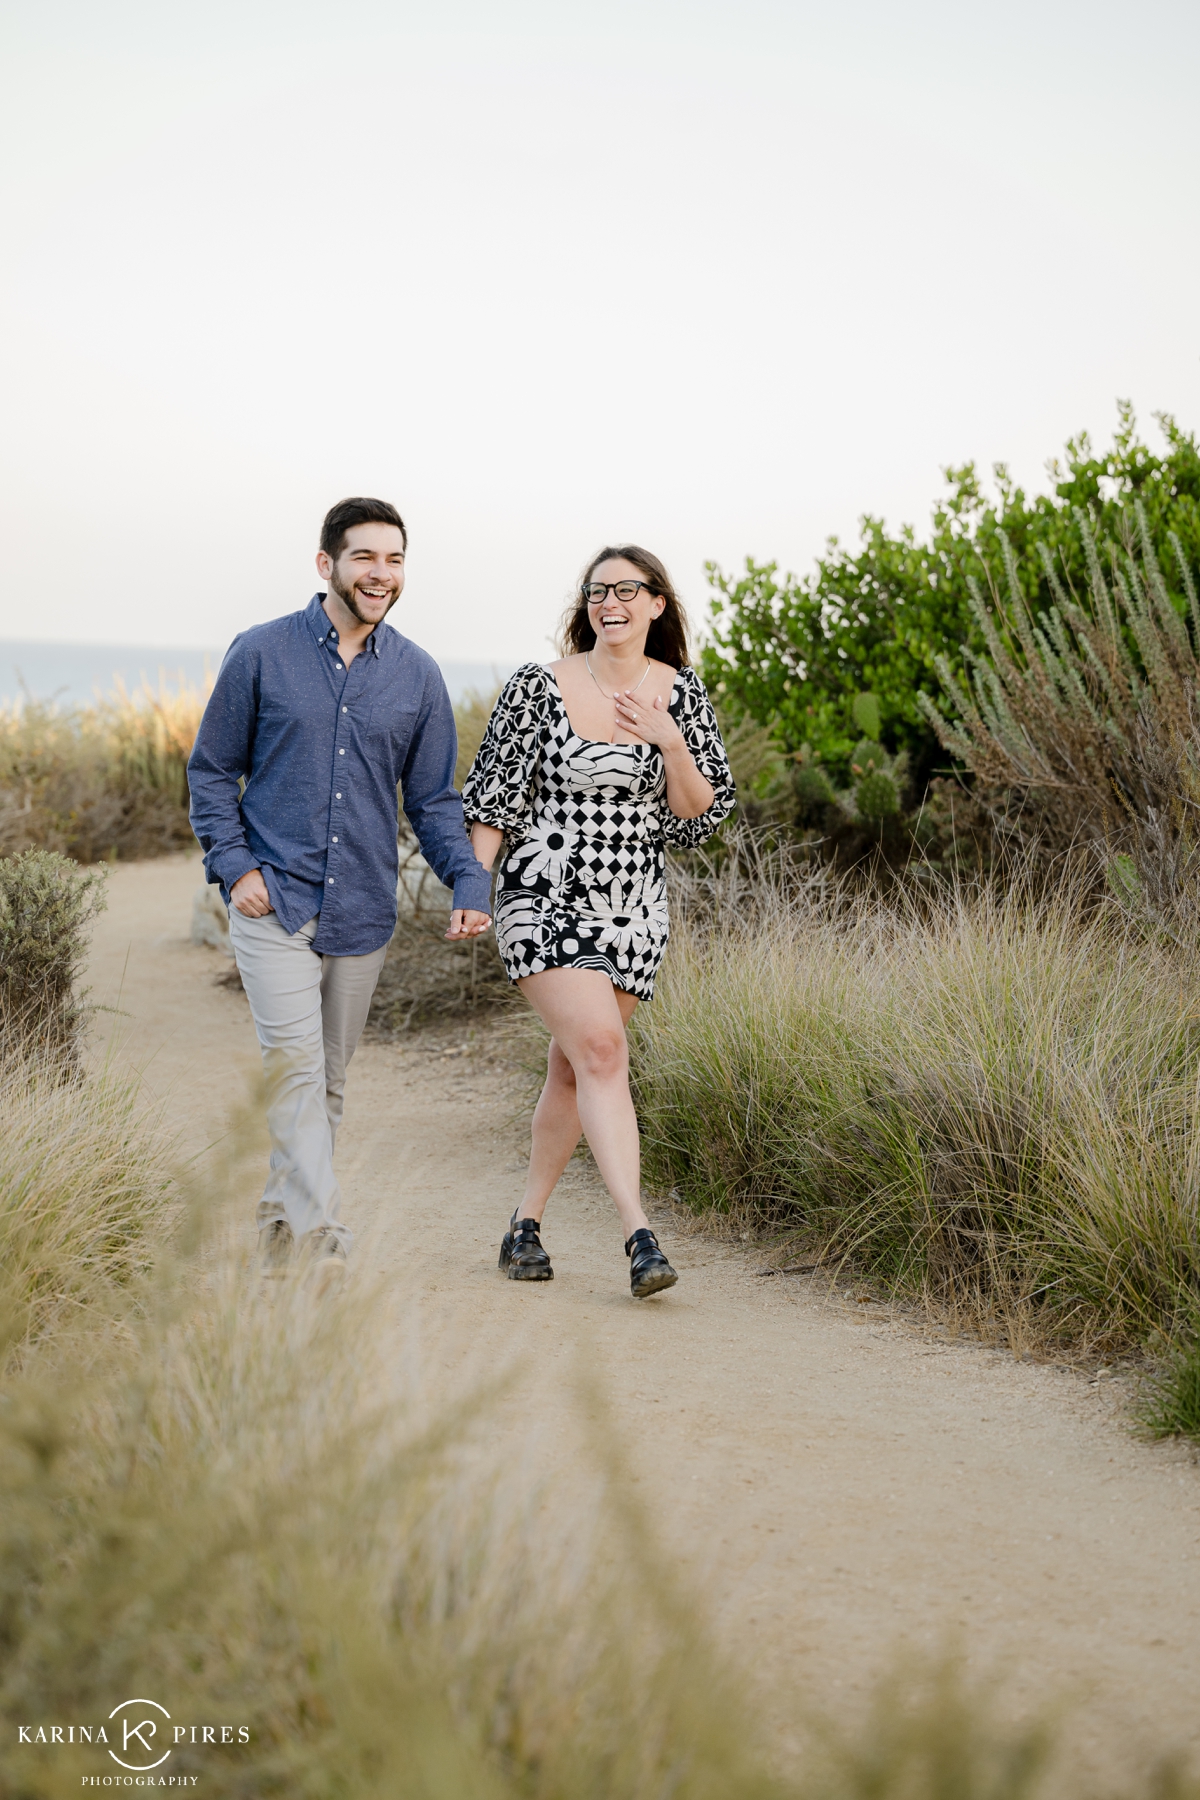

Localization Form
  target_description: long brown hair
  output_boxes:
[559,545,691,669]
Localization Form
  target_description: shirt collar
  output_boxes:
[307,592,382,658]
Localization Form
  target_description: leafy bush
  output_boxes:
[630,851,1200,1351]
[0,849,107,1064]
[701,404,1200,790]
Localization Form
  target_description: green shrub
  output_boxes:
[702,403,1200,789]
[0,849,107,1064]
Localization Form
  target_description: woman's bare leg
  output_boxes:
[516,969,646,1238]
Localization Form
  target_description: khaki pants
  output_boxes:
[228,909,388,1244]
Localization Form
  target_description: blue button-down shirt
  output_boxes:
[187,595,492,955]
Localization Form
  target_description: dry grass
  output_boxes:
[630,854,1200,1354]
[0,1118,781,1798]
[0,1046,1197,1792]
[0,1051,177,1370]
[368,687,513,1031]
[0,675,208,862]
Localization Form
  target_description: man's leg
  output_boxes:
[319,942,389,1152]
[228,910,344,1242]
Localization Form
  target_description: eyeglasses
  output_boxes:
[582,581,655,605]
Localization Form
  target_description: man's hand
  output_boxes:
[445,909,491,940]
[230,868,274,918]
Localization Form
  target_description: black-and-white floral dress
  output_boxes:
[461,662,736,1001]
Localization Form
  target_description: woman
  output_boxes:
[462,545,735,1298]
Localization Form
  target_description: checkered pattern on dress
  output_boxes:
[461,662,736,1001]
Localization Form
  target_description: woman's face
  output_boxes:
[584,557,665,655]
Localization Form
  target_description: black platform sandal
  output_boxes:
[499,1211,554,1282]
[625,1228,678,1299]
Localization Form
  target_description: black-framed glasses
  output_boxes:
[582,580,654,604]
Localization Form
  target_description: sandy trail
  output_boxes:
[88,854,1200,1784]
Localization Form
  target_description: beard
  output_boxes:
[328,566,401,625]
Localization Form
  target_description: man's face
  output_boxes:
[316,522,406,627]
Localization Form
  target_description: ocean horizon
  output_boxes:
[0,639,517,709]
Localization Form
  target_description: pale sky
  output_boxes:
[2,0,1198,664]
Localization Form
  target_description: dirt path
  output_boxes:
[88,854,1200,1785]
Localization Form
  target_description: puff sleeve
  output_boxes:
[659,667,738,848]
[461,663,553,840]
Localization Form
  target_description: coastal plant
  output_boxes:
[1139,1335,1200,1441]
[0,675,208,862]
[702,402,1200,788]
[0,848,107,1063]
[922,505,1200,929]
[4,1166,1198,1798]
[0,1049,176,1369]
[630,852,1200,1352]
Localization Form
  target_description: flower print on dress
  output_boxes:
[582,872,669,966]
[508,818,578,888]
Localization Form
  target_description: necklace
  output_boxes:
[585,653,652,743]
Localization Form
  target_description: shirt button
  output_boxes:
[336,792,342,799]
[336,663,343,670]
[328,877,335,885]
[332,836,338,843]
[338,748,345,755]
[342,706,348,712]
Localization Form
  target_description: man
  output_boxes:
[188,497,492,1267]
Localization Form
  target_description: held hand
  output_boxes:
[613,690,684,750]
[445,908,492,940]
[230,868,274,918]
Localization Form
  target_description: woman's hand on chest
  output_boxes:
[612,687,686,752]
[552,657,679,746]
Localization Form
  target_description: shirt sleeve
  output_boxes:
[186,635,263,894]
[461,664,552,838]
[399,668,494,915]
[660,667,738,849]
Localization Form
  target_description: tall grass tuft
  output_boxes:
[0,674,207,862]
[631,854,1200,1350]
[1139,1336,1200,1440]
[0,1052,176,1368]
